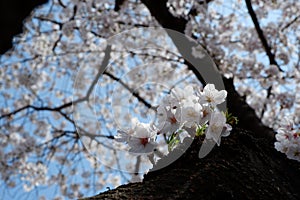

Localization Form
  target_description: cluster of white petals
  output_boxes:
[116,84,232,156]
[19,162,48,192]
[275,118,300,161]
[115,118,158,154]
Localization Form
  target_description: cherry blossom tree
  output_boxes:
[0,0,300,199]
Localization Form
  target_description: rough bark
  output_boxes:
[81,127,300,200]
[222,78,275,140]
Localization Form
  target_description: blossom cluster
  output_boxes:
[19,162,48,192]
[115,84,232,158]
[275,118,300,161]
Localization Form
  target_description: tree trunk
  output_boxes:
[0,0,48,54]
[81,127,300,200]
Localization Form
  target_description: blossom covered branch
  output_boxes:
[115,84,233,160]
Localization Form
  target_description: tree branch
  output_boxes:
[245,0,282,71]
[103,71,154,110]
[1,46,111,120]
[140,0,187,33]
[140,0,274,139]
[281,14,300,32]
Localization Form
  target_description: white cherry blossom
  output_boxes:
[117,118,158,154]
[275,118,300,161]
[171,85,198,105]
[181,100,203,128]
[157,105,181,134]
[198,84,227,107]
[19,162,48,192]
[286,144,300,161]
[205,111,227,146]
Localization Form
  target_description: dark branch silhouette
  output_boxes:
[245,0,282,71]
[0,0,48,54]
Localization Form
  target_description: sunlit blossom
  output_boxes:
[199,84,227,107]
